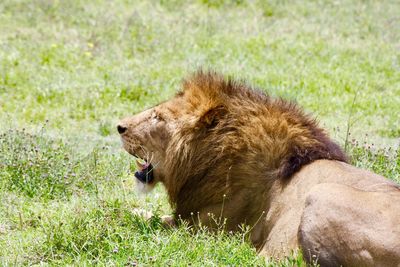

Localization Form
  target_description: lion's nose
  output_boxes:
[117,124,127,134]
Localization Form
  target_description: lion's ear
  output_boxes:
[198,105,226,128]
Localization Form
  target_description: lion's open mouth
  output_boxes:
[135,160,154,184]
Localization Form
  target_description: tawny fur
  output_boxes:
[118,71,400,267]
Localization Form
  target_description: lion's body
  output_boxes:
[259,160,400,266]
[118,72,400,266]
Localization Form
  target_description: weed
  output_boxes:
[0,127,130,200]
[349,138,400,183]
[0,128,76,199]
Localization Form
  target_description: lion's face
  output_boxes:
[117,98,184,192]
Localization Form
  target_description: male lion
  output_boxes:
[118,71,400,266]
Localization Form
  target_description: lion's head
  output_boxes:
[118,71,346,219]
[117,90,184,192]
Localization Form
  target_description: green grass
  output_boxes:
[0,0,399,265]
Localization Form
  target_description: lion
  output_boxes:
[118,71,400,266]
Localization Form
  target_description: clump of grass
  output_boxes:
[0,127,130,200]
[98,121,112,137]
[0,127,76,199]
[31,199,266,266]
[348,137,400,183]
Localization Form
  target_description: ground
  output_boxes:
[0,0,399,266]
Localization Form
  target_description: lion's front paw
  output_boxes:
[132,208,153,220]
[132,208,176,228]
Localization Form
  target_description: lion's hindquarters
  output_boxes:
[298,183,400,267]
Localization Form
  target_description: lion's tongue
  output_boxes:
[134,160,154,183]
[135,159,148,170]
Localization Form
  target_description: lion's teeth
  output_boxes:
[136,159,150,171]
[135,159,145,169]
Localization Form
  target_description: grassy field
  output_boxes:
[1,0,399,266]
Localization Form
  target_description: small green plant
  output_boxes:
[98,121,112,137]
[348,138,400,183]
[0,128,77,199]
[0,127,130,200]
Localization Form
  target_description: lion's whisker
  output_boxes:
[139,145,147,157]
[149,152,154,165]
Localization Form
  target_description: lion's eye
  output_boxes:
[151,111,163,122]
